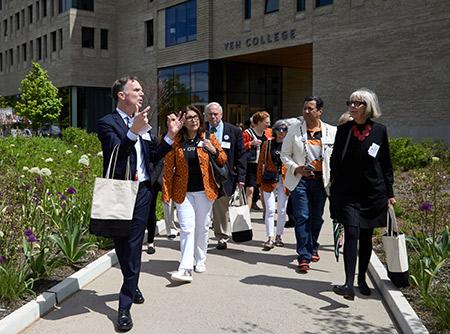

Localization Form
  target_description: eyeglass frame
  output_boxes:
[346,100,367,108]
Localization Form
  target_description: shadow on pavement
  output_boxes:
[240,274,348,311]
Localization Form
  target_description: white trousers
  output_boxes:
[263,179,288,238]
[175,191,213,270]
[163,200,178,236]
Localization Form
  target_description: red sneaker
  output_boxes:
[312,251,320,262]
[298,259,310,273]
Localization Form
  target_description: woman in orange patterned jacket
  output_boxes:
[242,111,272,209]
[162,105,227,283]
[257,120,289,250]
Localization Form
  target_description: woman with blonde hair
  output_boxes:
[162,105,227,282]
[330,88,395,300]
[242,111,272,209]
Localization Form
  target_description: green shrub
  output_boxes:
[390,138,431,171]
[62,127,101,155]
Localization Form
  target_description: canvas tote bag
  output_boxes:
[229,188,253,242]
[90,145,139,238]
[382,204,410,287]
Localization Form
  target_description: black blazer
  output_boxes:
[330,120,394,204]
[206,121,246,196]
[96,111,171,180]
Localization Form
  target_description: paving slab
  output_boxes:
[22,204,397,334]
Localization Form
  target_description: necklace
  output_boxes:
[352,123,372,141]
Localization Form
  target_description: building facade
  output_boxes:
[1,0,449,143]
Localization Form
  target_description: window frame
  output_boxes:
[165,0,197,48]
[81,26,95,49]
[244,0,251,19]
[264,0,279,14]
[100,28,108,50]
[145,19,154,47]
[315,0,333,8]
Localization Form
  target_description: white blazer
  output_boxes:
[281,117,336,193]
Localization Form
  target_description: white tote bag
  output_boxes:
[229,188,253,242]
[382,204,410,287]
[90,145,139,237]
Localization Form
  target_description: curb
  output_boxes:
[0,220,166,334]
[368,251,429,334]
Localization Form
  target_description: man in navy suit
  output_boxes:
[96,75,183,331]
[205,102,246,250]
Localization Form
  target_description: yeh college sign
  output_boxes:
[224,29,296,51]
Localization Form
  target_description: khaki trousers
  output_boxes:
[212,195,231,241]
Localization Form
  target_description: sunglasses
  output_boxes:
[346,100,367,108]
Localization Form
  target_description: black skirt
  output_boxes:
[245,163,258,187]
[337,199,388,229]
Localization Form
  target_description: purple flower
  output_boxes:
[420,202,433,212]
[78,171,84,181]
[35,175,42,186]
[0,255,6,264]
[24,229,38,243]
[66,187,76,195]
[61,203,66,209]
[60,194,67,201]
[32,194,39,204]
[47,191,53,197]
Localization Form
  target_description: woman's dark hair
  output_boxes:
[304,96,324,110]
[179,105,205,143]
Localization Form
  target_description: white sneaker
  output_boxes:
[194,264,206,273]
[171,270,193,283]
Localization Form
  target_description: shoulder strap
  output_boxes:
[341,125,352,162]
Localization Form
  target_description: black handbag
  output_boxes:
[205,131,229,188]
[261,140,279,183]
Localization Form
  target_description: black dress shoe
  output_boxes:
[216,240,227,250]
[358,280,371,296]
[117,308,133,332]
[146,245,156,255]
[133,288,145,304]
[333,284,355,300]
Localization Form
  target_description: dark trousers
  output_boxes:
[113,182,152,310]
[146,182,161,244]
[343,225,374,287]
[291,178,327,261]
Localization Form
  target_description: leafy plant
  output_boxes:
[61,127,101,155]
[390,137,431,171]
[0,260,34,304]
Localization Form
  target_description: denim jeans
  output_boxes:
[291,178,327,262]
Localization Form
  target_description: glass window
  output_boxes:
[81,26,94,48]
[51,31,57,52]
[297,0,305,11]
[59,0,94,13]
[316,0,332,7]
[22,43,27,62]
[0,53,3,73]
[15,12,19,30]
[37,37,42,60]
[265,0,279,14]
[43,0,47,17]
[244,0,251,19]
[165,0,197,47]
[2,19,7,36]
[29,40,33,60]
[191,62,208,92]
[43,35,47,58]
[174,65,190,93]
[28,5,33,24]
[0,0,2,11]
[59,28,63,49]
[145,19,154,47]
[21,9,25,28]
[101,29,108,50]
[9,48,13,67]
[36,1,40,20]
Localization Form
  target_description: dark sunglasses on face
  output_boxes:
[346,100,367,108]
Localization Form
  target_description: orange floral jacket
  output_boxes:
[162,133,227,204]
[256,139,287,193]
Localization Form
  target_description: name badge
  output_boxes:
[368,143,380,158]
[141,133,151,141]
[221,141,231,149]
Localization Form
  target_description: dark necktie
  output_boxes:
[125,116,132,128]
[211,127,217,133]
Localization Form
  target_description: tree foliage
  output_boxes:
[15,62,63,129]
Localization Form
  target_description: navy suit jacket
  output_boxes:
[207,121,246,196]
[96,111,171,180]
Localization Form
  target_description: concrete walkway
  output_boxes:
[23,204,397,334]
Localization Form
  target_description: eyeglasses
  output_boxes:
[346,100,367,108]
[185,115,199,122]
